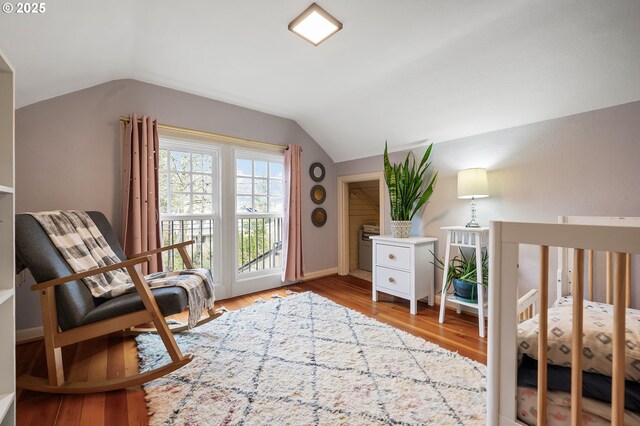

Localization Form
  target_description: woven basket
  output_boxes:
[390,220,412,238]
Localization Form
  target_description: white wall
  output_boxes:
[336,101,640,307]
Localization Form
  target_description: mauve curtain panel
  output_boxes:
[282,144,303,281]
[121,113,162,273]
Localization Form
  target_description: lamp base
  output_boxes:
[466,197,481,228]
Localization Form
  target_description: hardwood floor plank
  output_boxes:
[56,341,92,426]
[104,334,129,426]
[79,337,107,426]
[123,337,148,426]
[16,274,487,424]
[15,342,43,402]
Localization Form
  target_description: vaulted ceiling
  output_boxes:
[1,0,639,162]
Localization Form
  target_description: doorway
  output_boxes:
[337,172,387,276]
[347,180,380,281]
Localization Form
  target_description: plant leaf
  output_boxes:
[382,141,438,221]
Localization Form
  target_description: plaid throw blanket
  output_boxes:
[30,210,215,328]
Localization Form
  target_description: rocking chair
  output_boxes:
[15,211,222,394]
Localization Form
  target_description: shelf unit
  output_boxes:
[0,48,15,426]
[437,226,489,337]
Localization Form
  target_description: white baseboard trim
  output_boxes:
[301,267,338,282]
[16,326,43,344]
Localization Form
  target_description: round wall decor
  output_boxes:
[310,185,326,204]
[309,162,325,182]
[311,208,327,227]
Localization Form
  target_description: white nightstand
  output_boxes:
[370,235,437,315]
[437,226,489,337]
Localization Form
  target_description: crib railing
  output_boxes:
[561,248,631,307]
[517,289,539,322]
[488,220,640,426]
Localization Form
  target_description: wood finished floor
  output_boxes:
[16,274,487,425]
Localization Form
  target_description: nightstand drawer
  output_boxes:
[375,266,411,295]
[375,243,410,270]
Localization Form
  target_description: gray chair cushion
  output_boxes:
[82,286,188,326]
[15,211,188,331]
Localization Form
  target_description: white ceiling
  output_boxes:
[1,0,639,162]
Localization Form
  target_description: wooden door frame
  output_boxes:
[337,172,387,276]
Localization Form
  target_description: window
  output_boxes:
[158,133,285,295]
[158,141,219,274]
[235,153,284,275]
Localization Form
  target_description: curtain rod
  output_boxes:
[119,116,295,151]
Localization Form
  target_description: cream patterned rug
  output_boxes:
[137,292,486,425]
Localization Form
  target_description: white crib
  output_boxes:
[488,216,640,425]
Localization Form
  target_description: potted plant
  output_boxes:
[433,250,488,302]
[383,142,438,238]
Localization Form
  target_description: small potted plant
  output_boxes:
[383,142,438,238]
[433,250,488,302]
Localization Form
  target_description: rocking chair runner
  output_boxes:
[15,211,222,394]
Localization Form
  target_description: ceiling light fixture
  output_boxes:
[288,3,343,46]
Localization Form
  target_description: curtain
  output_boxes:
[121,113,162,274]
[282,144,303,281]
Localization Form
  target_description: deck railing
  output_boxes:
[237,215,283,273]
[161,215,215,271]
[160,215,283,275]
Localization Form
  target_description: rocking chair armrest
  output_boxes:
[31,256,152,292]
[129,240,195,259]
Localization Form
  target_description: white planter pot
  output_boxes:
[390,220,412,238]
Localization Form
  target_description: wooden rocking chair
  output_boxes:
[15,211,222,394]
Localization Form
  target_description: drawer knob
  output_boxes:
[388,277,395,283]
[388,254,395,260]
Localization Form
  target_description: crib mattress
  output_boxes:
[517,386,640,426]
[518,355,640,411]
[518,296,640,382]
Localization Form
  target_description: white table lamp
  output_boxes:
[457,168,489,228]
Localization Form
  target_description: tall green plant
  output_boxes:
[383,141,438,221]
[432,249,489,288]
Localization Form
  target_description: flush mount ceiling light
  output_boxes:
[288,3,343,46]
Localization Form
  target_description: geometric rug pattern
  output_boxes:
[137,292,486,425]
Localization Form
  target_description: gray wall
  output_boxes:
[15,79,337,330]
[336,101,640,307]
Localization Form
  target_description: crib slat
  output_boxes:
[571,249,584,426]
[606,251,613,304]
[537,245,549,426]
[587,250,594,301]
[626,253,631,309]
[612,252,626,425]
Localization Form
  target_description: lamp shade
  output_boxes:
[457,168,489,199]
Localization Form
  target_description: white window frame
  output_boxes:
[158,131,287,298]
[158,137,222,284]
[234,149,285,281]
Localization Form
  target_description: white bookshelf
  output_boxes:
[0,48,15,426]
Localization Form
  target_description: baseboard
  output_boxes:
[16,326,44,345]
[301,267,338,282]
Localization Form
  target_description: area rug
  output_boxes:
[136,292,486,425]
